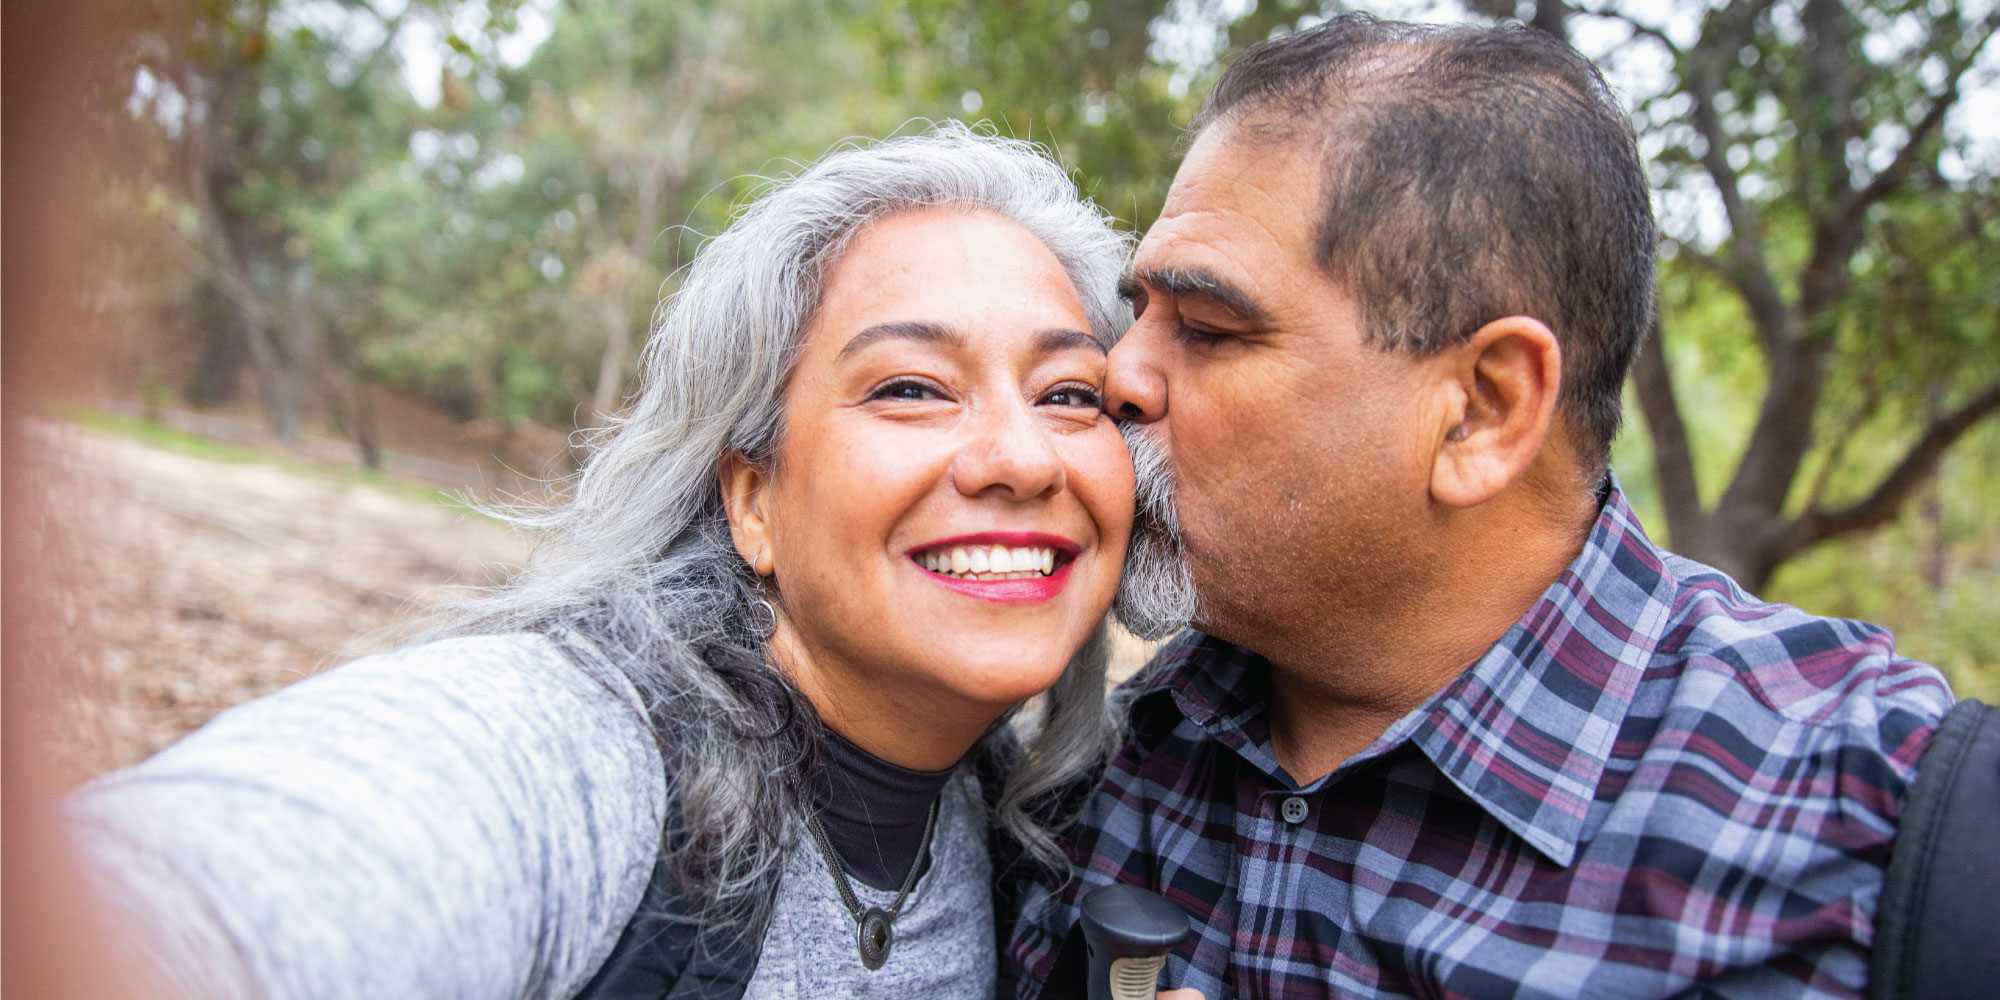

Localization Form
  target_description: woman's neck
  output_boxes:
[810,727,959,891]
[765,618,1001,771]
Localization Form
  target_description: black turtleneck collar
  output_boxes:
[809,728,959,891]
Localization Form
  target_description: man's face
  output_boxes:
[1107,124,1446,650]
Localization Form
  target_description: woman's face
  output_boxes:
[722,208,1133,769]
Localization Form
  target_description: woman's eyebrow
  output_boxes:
[1036,327,1108,355]
[837,320,966,359]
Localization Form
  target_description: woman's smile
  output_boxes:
[909,531,1080,602]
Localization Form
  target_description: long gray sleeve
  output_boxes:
[63,633,667,1000]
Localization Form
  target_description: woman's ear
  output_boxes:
[1429,316,1561,508]
[718,452,777,576]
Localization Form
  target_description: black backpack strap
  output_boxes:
[1870,698,2000,1000]
[553,630,772,1000]
[570,806,773,1000]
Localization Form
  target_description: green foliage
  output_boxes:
[868,0,1203,230]
[1767,421,2000,701]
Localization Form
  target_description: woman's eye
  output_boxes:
[1040,383,1104,409]
[868,378,946,402]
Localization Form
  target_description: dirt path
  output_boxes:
[30,423,531,787]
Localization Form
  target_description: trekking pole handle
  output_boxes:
[1079,884,1191,1000]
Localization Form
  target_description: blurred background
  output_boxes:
[8,0,1998,792]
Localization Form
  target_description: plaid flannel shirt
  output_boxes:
[1009,478,1954,999]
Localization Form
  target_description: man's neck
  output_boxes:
[1254,483,1597,784]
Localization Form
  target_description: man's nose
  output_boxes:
[951,399,1066,501]
[1105,323,1167,423]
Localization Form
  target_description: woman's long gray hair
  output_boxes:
[429,122,1131,934]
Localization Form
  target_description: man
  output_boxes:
[1009,14,1954,999]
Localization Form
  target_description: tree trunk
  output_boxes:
[588,294,631,425]
[1631,322,1706,548]
[348,374,381,471]
[241,310,299,441]
[185,295,251,406]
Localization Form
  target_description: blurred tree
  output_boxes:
[344,0,905,430]
[519,0,737,427]
[1449,0,1999,592]
[1579,0,1995,590]
[868,0,1356,232]
[321,0,1212,429]
[107,0,1996,602]
[117,0,514,463]
[870,0,1195,231]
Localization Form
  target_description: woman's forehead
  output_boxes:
[804,209,1091,360]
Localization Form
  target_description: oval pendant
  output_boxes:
[857,906,893,970]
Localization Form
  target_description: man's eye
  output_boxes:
[1173,323,1231,349]
[1040,383,1104,409]
[869,378,946,402]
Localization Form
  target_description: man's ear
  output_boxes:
[1429,316,1561,509]
[718,452,777,577]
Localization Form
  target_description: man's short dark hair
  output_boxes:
[1197,14,1657,471]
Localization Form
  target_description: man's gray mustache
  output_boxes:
[1114,424,1199,640]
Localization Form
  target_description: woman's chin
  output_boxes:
[930,655,1073,712]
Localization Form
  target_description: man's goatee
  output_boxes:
[1113,424,1198,640]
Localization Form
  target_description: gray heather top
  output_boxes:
[744,770,994,1000]
[64,633,996,1000]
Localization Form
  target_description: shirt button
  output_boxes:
[1280,796,1309,824]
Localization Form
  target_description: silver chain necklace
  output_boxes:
[801,796,940,970]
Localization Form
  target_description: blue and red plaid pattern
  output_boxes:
[1009,479,1954,999]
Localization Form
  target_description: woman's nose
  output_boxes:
[952,400,1065,501]
[1104,324,1167,424]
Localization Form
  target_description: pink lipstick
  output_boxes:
[909,532,1079,604]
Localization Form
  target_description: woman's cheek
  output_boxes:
[1081,426,1139,541]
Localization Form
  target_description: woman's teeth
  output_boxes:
[919,544,1058,580]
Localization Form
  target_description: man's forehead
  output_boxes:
[1136,127,1320,284]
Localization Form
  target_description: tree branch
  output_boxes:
[1570,6,1681,57]
[1784,384,2000,556]
[1632,320,1706,549]
[348,6,414,85]
[1799,0,1858,209]
[1800,367,1882,515]
[1683,0,1793,355]
[1665,238,1797,336]
[1799,13,1997,324]
[1843,13,1997,224]
[1663,239,1729,278]
[1527,0,1571,40]
[1718,339,1831,520]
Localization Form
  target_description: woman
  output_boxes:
[64,124,1137,999]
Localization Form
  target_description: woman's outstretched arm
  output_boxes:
[63,633,667,1000]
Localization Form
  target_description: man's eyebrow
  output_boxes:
[1036,327,1109,355]
[1121,266,1268,323]
[836,320,966,359]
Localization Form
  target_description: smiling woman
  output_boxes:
[61,124,1140,1000]
[723,209,1132,774]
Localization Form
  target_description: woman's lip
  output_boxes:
[920,559,1074,604]
[908,531,1081,556]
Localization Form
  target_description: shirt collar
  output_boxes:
[1135,630,1291,779]
[1137,474,1677,868]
